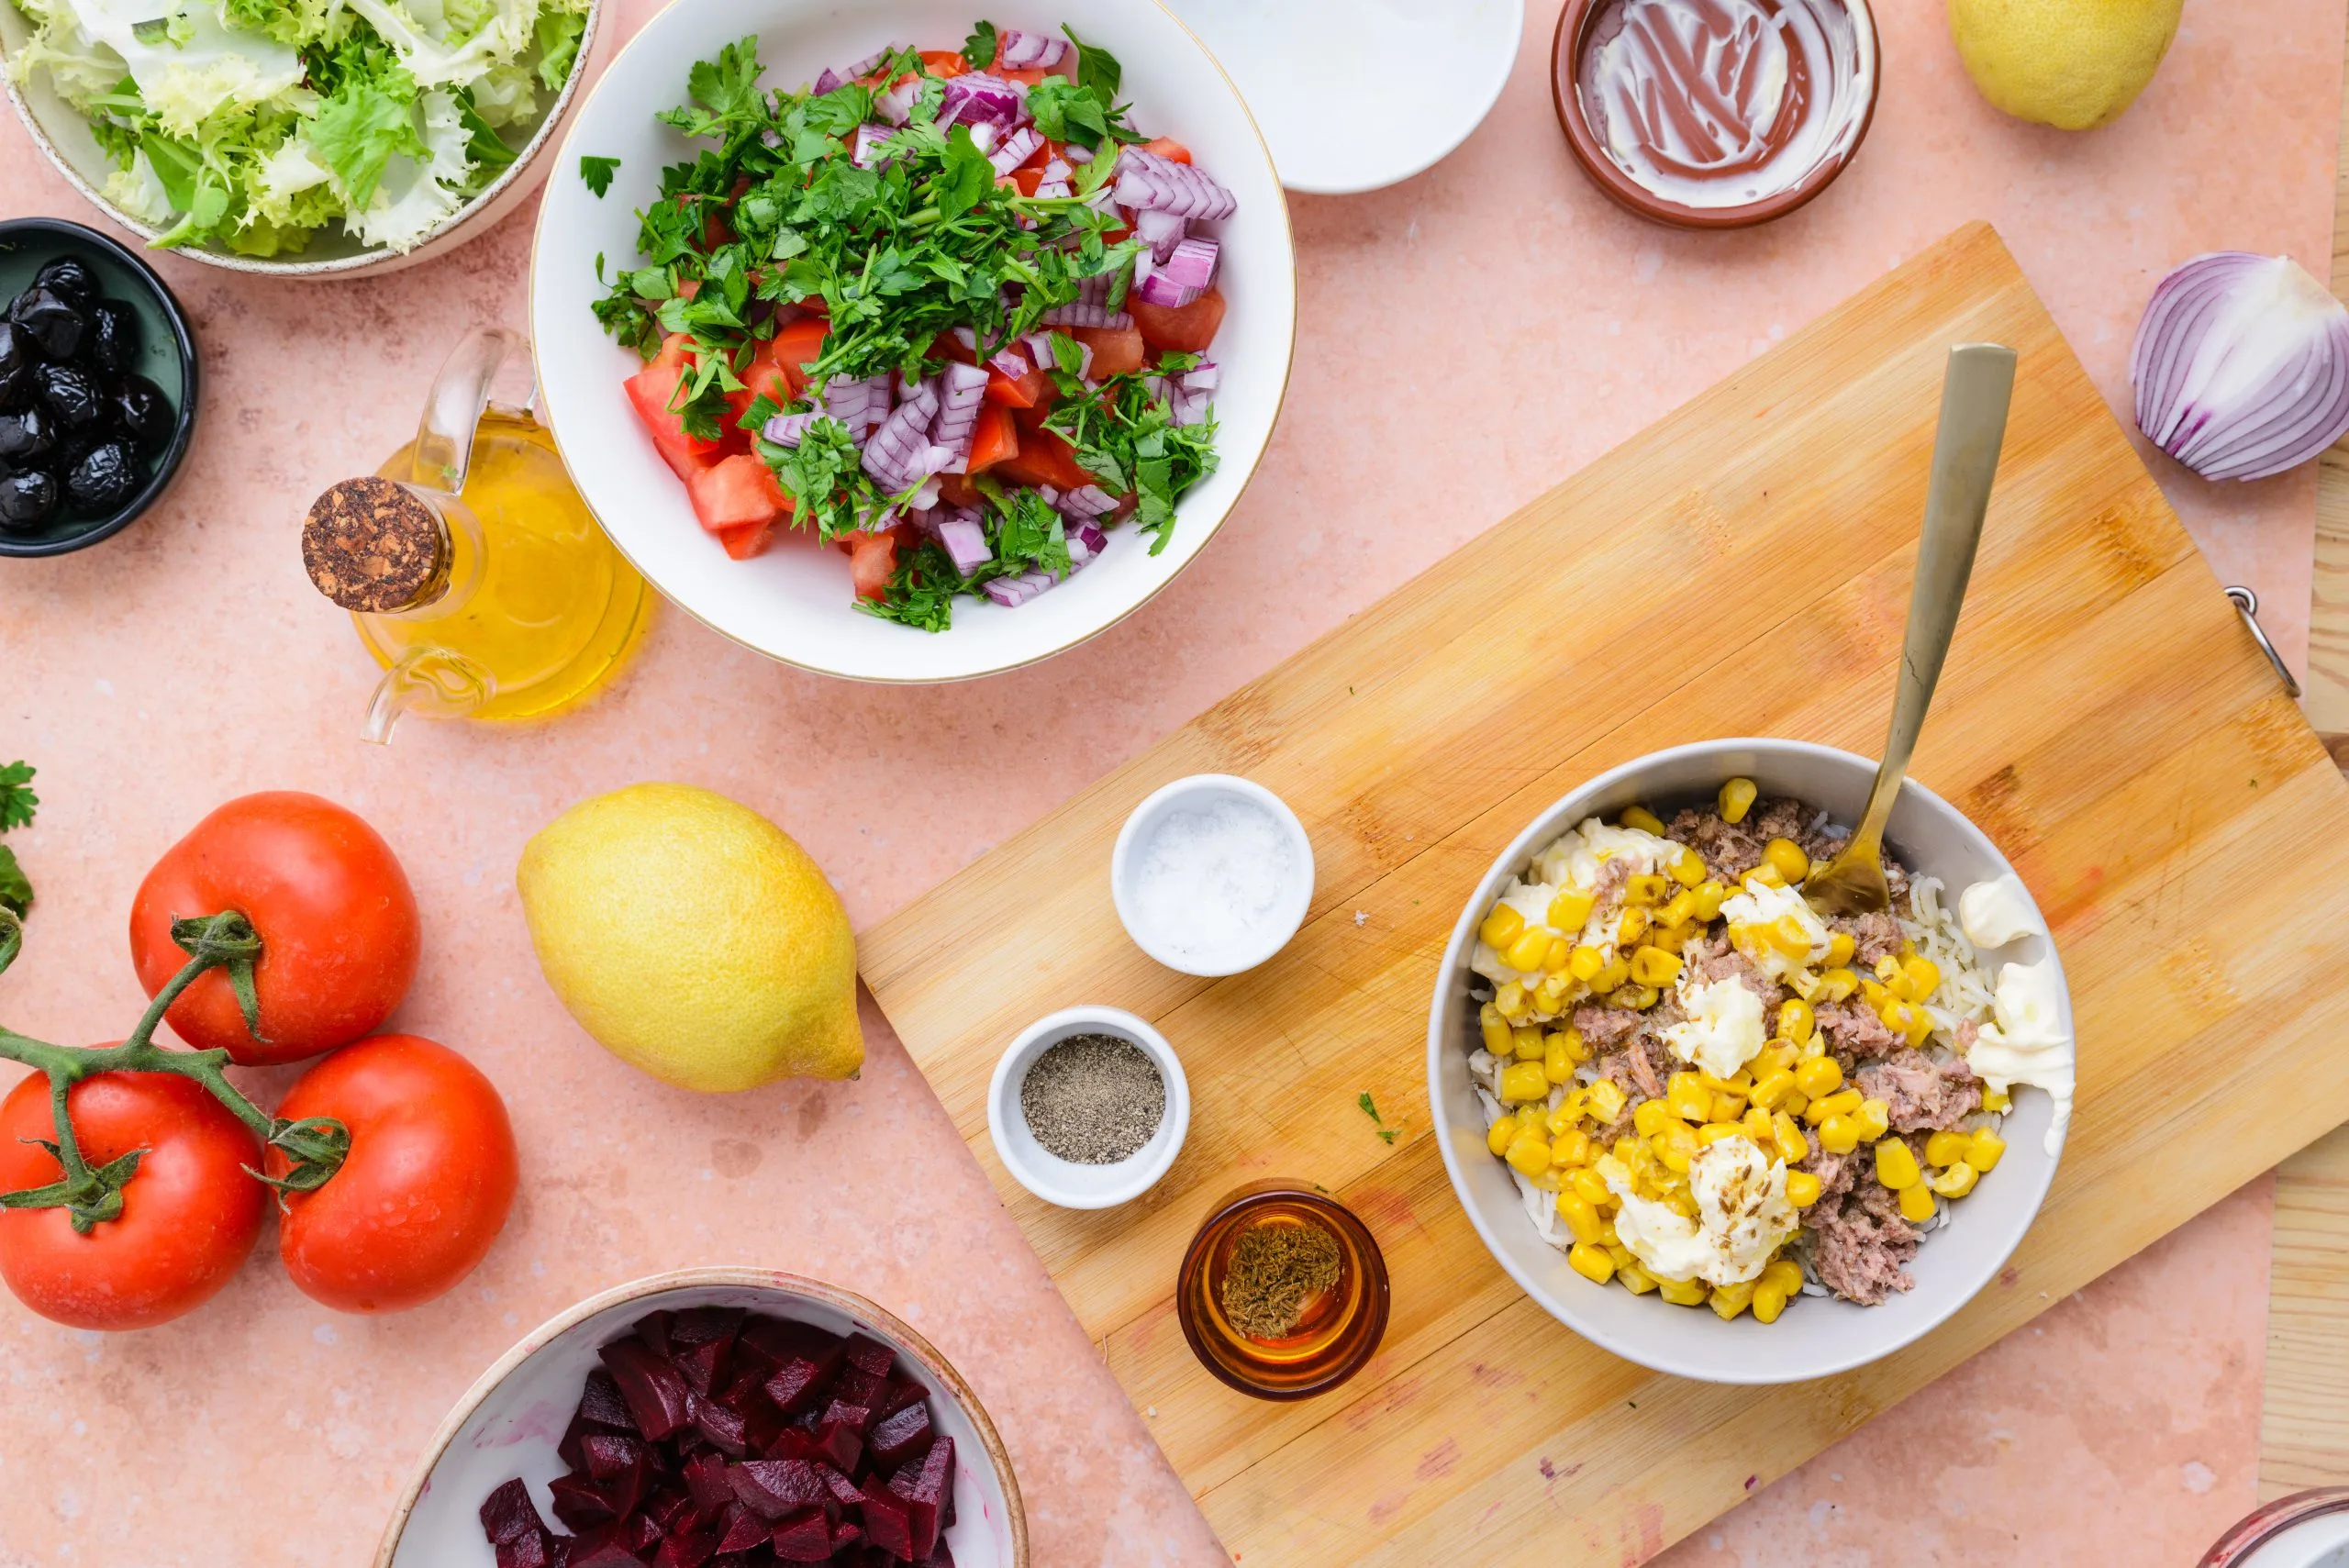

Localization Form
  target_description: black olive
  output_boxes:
[34,361,104,431]
[0,469,59,530]
[109,374,173,453]
[0,323,26,407]
[0,406,52,462]
[29,258,96,309]
[8,286,84,361]
[83,300,139,377]
[64,441,139,512]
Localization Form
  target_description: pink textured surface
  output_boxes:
[0,0,2333,1562]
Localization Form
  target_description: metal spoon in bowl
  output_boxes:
[1805,343,2018,918]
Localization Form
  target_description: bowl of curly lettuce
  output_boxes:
[1430,739,2069,1385]
[528,0,1295,682]
[0,0,606,276]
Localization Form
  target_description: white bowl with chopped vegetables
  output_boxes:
[527,1,1295,682]
[1427,740,2069,1385]
[0,0,606,275]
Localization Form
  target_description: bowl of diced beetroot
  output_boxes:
[375,1268,1027,1568]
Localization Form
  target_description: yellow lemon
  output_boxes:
[1948,0,2184,131]
[518,783,862,1091]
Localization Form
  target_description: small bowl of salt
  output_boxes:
[988,1006,1192,1210]
[1111,774,1316,977]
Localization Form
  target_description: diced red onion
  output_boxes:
[842,49,889,79]
[1074,272,1116,307]
[813,67,842,95]
[941,73,1025,129]
[1063,144,1092,164]
[1111,147,1237,221]
[1184,360,1219,392]
[1058,484,1117,517]
[996,29,1067,68]
[852,124,896,169]
[989,126,1042,175]
[762,411,823,447]
[987,345,1031,378]
[930,361,991,471]
[2132,252,2349,482]
[936,512,992,574]
[1032,179,1072,201]
[1134,209,1186,260]
[1041,302,1131,328]
[822,374,891,442]
[1160,236,1219,292]
[1074,520,1108,555]
[952,326,978,352]
[1041,158,1071,183]
[984,571,1058,607]
[863,377,941,491]
[968,121,1000,156]
[1134,271,1199,308]
[872,82,914,125]
[1065,530,1096,569]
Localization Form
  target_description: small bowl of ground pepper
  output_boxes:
[988,1006,1191,1211]
[1175,1181,1391,1400]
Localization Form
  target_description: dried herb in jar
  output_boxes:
[1219,1219,1341,1340]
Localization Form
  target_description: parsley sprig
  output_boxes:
[0,762,39,919]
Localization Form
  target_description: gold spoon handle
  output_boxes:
[1844,343,2019,866]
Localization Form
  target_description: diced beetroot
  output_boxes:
[830,1364,886,1413]
[583,1433,645,1482]
[481,1477,543,1545]
[919,1538,957,1568]
[602,1339,696,1441]
[729,1457,826,1518]
[715,1502,769,1555]
[814,1463,864,1510]
[874,1377,929,1423]
[495,1529,556,1568]
[831,1518,864,1552]
[652,1530,716,1568]
[559,1409,593,1473]
[738,1398,785,1457]
[820,1398,874,1436]
[858,1482,916,1561]
[667,1308,742,1391]
[646,1489,695,1532]
[622,1512,663,1554]
[889,1435,953,1562]
[812,1418,862,1474]
[769,1507,833,1562]
[637,1311,676,1360]
[671,1306,746,1349]
[735,1318,841,1376]
[683,1452,734,1517]
[551,1473,618,1530]
[841,1334,896,1380]
[567,1525,646,1568]
[763,1427,818,1463]
[598,1457,648,1523]
[868,1400,934,1470]
[688,1394,749,1457]
[762,1350,843,1418]
[580,1369,638,1432]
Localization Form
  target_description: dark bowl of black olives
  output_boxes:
[0,217,197,557]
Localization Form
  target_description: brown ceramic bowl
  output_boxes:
[1551,0,1881,229]
[374,1267,1030,1566]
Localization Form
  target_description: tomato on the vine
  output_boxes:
[267,1035,517,1314]
[129,792,419,1065]
[0,1065,265,1330]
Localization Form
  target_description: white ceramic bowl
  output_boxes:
[988,1006,1190,1208]
[0,0,607,278]
[1427,739,2068,1385]
[1165,0,1523,193]
[375,1268,1029,1566]
[529,0,1297,683]
[1111,773,1314,976]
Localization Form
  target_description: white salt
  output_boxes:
[1130,797,1297,967]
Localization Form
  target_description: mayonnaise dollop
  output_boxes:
[1958,873,2043,950]
[1599,1136,1797,1287]
[1965,957,2074,1154]
[1662,974,1767,1078]
[1470,817,1687,988]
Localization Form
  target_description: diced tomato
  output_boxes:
[1071,325,1146,378]
[626,335,724,476]
[918,50,969,79]
[1024,137,1063,171]
[994,426,1095,491]
[724,317,831,434]
[1130,288,1227,353]
[685,453,790,535]
[1142,137,1192,165]
[966,404,1019,474]
[1010,166,1045,197]
[847,529,901,602]
[934,473,982,511]
[717,518,777,560]
[1009,395,1058,437]
[985,361,1051,408]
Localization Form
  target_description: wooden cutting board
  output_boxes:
[861,221,2349,1565]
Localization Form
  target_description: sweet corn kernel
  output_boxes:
[1542,1036,1578,1085]
[1803,1087,1862,1127]
[1752,1282,1790,1323]
[1968,1129,2007,1172]
[1692,880,1731,921]
[1568,944,1607,982]
[1669,847,1707,886]
[1698,1069,1754,1094]
[1750,1070,1797,1111]
[1792,1057,1844,1099]
[1569,1167,1613,1207]
[1698,1122,1747,1147]
[1619,1261,1660,1295]
[1625,873,1669,907]
[1478,1006,1514,1056]
[1585,1080,1628,1123]
[1898,1182,1939,1223]
[1530,1167,1564,1192]
[1633,1099,1677,1138]
[1876,952,1910,995]
[1773,1111,1809,1163]
[1825,931,1856,967]
[1710,1091,1748,1123]
[1551,1129,1593,1167]
[1558,1194,1608,1245]
[1533,971,1573,1012]
[1595,957,1631,994]
[1596,1218,1619,1246]
[1783,1088,1810,1118]
[1617,908,1650,945]
[1762,1259,1806,1296]
[1746,862,1787,889]
[1509,1024,1544,1062]
[1615,983,1661,1011]
[1924,1130,1972,1169]
[1540,937,1573,973]
[1620,806,1666,835]
[1566,1240,1615,1284]
[1486,1115,1518,1155]
[1659,889,1698,929]
[1757,1042,1800,1074]
[1860,977,1893,1010]
[1545,1095,1586,1134]
[1875,1140,1922,1189]
[1709,1279,1756,1320]
[1818,966,1859,1003]
[1982,1086,2012,1113]
[1902,1007,1935,1049]
[1630,946,1683,986]
[1929,1161,1978,1197]
[1505,1132,1552,1178]
[1547,889,1597,933]
[1495,981,1531,1022]
[1785,1170,1824,1207]
[1763,839,1810,884]
[1742,1106,1776,1141]
[1648,922,1694,956]
[1656,1123,1699,1173]
[1499,1062,1550,1104]
[1817,1114,1862,1155]
[1719,776,1758,825]
[1853,1098,1891,1142]
[1778,998,1817,1045]
[1478,905,1526,951]
[1505,928,1556,973]
[1668,1073,1713,1123]
[1904,955,1941,1000]
[1657,1276,1709,1307]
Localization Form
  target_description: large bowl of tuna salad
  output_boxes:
[1426,739,2072,1385]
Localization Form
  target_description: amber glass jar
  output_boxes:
[1175,1181,1390,1400]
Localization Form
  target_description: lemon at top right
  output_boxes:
[1948,0,2185,131]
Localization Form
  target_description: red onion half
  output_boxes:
[2131,252,2349,482]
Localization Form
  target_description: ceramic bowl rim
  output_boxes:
[987,1005,1191,1209]
[0,216,198,557]
[1110,773,1316,977]
[372,1265,1030,1567]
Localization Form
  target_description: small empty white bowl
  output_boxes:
[1111,773,1316,977]
[988,1006,1190,1210]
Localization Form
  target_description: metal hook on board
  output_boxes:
[2224,585,2301,700]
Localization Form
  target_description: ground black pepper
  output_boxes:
[1019,1032,1164,1164]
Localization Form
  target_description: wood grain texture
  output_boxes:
[863,222,2349,1565]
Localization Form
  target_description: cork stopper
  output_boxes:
[302,476,447,613]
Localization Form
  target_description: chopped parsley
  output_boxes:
[579,155,621,196]
[1358,1091,1401,1145]
[590,29,1222,629]
[0,762,39,918]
